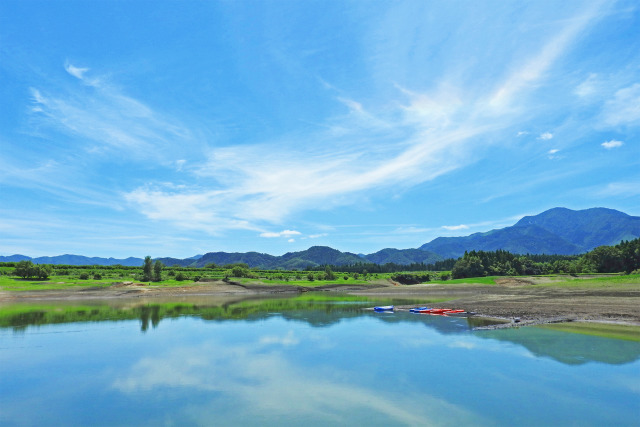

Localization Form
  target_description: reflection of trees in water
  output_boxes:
[139,306,162,332]
[478,327,640,365]
[3,298,638,366]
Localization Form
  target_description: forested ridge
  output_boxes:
[450,238,640,279]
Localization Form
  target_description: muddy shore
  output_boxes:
[1,277,639,328]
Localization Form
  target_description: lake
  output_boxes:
[1,294,639,426]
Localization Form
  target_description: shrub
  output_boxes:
[79,273,90,280]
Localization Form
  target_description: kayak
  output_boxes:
[373,305,394,312]
[415,307,475,317]
[409,307,431,313]
[444,311,475,317]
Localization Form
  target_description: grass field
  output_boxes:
[1,263,638,292]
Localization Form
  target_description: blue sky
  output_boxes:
[1,0,639,258]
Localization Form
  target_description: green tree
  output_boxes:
[324,265,336,280]
[452,255,485,279]
[231,265,247,278]
[14,260,35,278]
[142,256,153,281]
[153,260,163,282]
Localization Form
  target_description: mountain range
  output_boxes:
[2,207,638,268]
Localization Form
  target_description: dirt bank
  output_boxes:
[351,282,640,326]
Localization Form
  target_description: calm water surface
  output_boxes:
[1,294,639,426]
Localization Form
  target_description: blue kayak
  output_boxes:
[409,307,431,313]
[373,305,394,312]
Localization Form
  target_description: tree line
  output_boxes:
[4,238,638,280]
[451,238,640,279]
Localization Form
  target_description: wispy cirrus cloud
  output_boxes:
[29,64,191,161]
[124,3,605,235]
[597,181,640,197]
[601,83,640,127]
[488,1,603,112]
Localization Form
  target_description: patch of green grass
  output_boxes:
[0,275,115,291]
[428,276,498,285]
[535,274,640,288]
[539,322,640,342]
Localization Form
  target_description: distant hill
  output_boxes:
[3,207,637,268]
[0,254,31,262]
[363,248,443,265]
[419,207,640,259]
[195,246,363,269]
[0,254,145,266]
[195,251,278,268]
[154,257,198,267]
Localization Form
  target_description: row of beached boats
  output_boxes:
[373,305,475,317]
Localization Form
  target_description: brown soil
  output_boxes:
[352,282,640,327]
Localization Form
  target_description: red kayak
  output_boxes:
[418,308,452,314]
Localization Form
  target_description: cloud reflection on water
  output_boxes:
[112,328,482,426]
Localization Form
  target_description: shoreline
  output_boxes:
[1,279,639,329]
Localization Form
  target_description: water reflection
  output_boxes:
[1,295,639,426]
[111,324,483,426]
[0,293,446,332]
[1,294,639,367]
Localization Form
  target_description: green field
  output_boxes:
[1,263,638,292]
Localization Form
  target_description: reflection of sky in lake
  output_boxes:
[1,311,639,426]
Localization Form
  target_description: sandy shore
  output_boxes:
[1,277,639,327]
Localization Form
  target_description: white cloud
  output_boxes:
[288,238,295,243]
[307,233,328,239]
[122,4,606,235]
[597,181,640,197]
[539,132,553,140]
[112,339,480,425]
[124,186,258,235]
[259,230,302,238]
[392,226,434,234]
[488,2,602,112]
[337,97,363,113]
[64,63,89,80]
[601,140,623,149]
[259,331,299,347]
[574,73,599,98]
[547,148,561,159]
[601,83,640,127]
[29,66,191,160]
[516,131,529,137]
[442,224,469,231]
